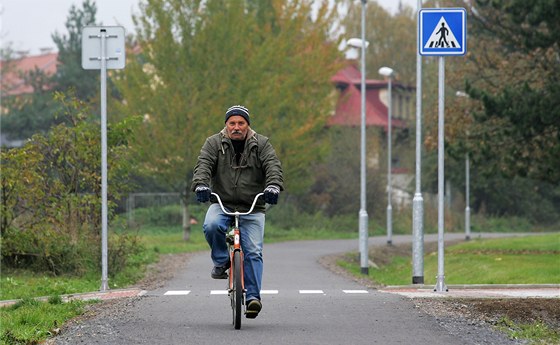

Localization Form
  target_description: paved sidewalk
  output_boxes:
[0,288,146,308]
[380,284,560,299]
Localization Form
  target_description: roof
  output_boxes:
[1,52,58,96]
[328,64,408,129]
[331,64,388,89]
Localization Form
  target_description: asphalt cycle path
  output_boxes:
[54,233,523,345]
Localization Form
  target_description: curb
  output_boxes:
[382,284,560,290]
[0,288,147,308]
[379,284,560,299]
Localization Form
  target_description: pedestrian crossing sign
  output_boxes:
[419,8,467,56]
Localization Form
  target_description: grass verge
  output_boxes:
[0,297,96,345]
[497,317,560,344]
[337,233,560,286]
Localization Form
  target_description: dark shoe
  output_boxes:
[246,299,262,319]
[211,262,230,279]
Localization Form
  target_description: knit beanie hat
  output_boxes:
[225,105,250,125]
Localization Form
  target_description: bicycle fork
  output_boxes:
[227,228,245,296]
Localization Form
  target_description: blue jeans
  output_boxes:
[203,203,265,302]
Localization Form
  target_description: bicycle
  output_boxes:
[211,192,264,330]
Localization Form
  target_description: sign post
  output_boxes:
[82,26,126,292]
[419,8,466,292]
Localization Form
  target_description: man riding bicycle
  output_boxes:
[192,105,284,319]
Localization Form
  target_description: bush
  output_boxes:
[0,93,141,275]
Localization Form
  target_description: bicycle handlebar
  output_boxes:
[211,192,264,217]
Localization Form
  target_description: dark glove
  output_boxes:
[263,185,280,205]
[195,186,211,203]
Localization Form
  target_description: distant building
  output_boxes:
[1,52,58,96]
[329,64,413,129]
[1,52,58,147]
[329,64,415,207]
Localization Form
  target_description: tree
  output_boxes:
[418,0,560,222]
[342,1,417,84]
[1,65,59,140]
[114,0,343,240]
[1,92,140,274]
[303,127,386,218]
[444,0,560,185]
[1,0,100,141]
[52,0,99,101]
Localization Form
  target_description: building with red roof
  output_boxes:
[329,63,415,207]
[1,52,58,146]
[1,52,58,96]
[329,64,413,129]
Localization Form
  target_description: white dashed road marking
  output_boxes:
[299,290,325,294]
[164,291,191,296]
[343,290,369,294]
[210,290,228,295]
[165,289,369,296]
[261,290,279,294]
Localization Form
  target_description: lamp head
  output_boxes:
[378,66,394,77]
[347,38,370,49]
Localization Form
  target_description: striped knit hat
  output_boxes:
[225,105,250,125]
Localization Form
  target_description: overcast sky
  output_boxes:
[1,0,418,55]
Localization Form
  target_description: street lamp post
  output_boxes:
[412,0,424,285]
[379,66,394,246]
[347,0,369,275]
[456,91,471,241]
[465,151,471,240]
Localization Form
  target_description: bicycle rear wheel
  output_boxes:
[232,250,243,329]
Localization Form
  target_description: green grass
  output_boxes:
[354,233,560,286]
[0,272,100,301]
[448,233,560,252]
[137,225,209,254]
[1,245,157,301]
[497,317,560,344]
[0,297,96,345]
[423,234,560,285]
[264,224,357,242]
[338,255,413,286]
[424,252,559,285]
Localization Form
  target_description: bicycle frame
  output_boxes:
[210,192,264,329]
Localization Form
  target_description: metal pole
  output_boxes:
[358,0,369,275]
[465,152,471,240]
[412,0,424,285]
[100,29,109,292]
[127,194,135,228]
[386,77,393,246]
[434,56,447,292]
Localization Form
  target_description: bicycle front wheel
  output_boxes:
[232,250,243,329]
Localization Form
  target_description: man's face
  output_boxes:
[226,115,249,140]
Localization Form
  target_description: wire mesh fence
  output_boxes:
[125,192,183,227]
